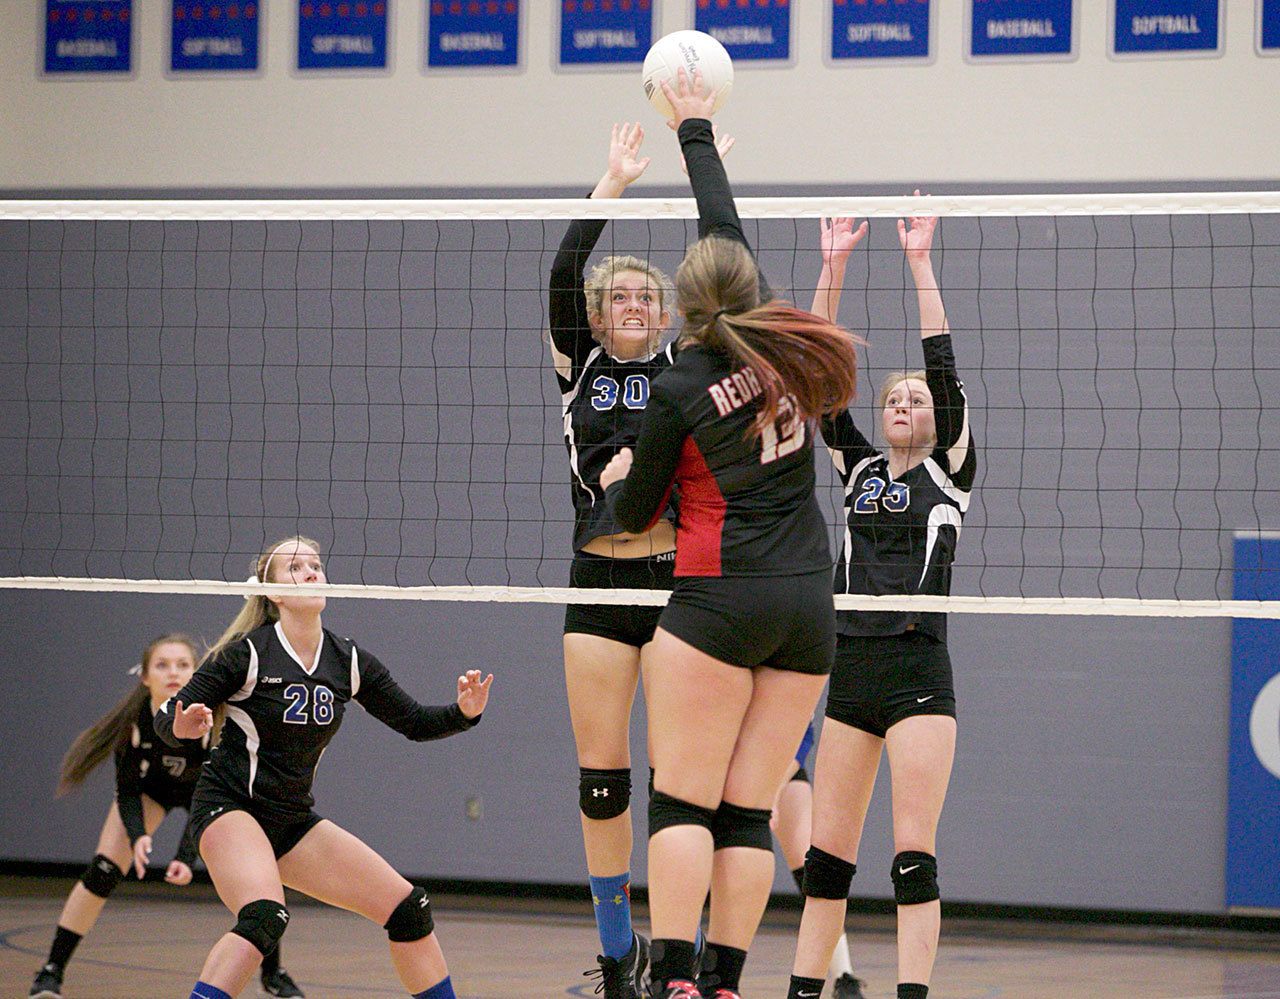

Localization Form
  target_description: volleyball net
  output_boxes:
[1,193,1277,617]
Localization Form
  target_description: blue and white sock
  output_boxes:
[413,975,456,999]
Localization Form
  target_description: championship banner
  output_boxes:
[693,0,791,65]
[1111,0,1222,57]
[297,0,389,72]
[968,0,1075,60]
[45,1,133,75]
[558,0,653,68]
[1227,534,1280,910]
[1261,0,1280,54]
[171,0,261,73]
[830,0,932,63]
[427,0,520,69]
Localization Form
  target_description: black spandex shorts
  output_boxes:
[825,630,957,738]
[564,550,675,648]
[658,569,835,675]
[188,782,324,861]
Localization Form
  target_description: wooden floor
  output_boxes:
[3,878,1279,998]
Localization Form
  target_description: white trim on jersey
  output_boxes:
[561,343,605,504]
[945,386,972,474]
[549,336,573,383]
[923,456,972,512]
[838,453,880,593]
[349,645,360,699]
[275,621,320,676]
[228,639,261,797]
[921,504,964,588]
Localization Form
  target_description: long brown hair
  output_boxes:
[204,535,320,667]
[57,633,199,796]
[676,236,859,435]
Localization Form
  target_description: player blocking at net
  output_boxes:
[787,209,974,999]
[30,634,304,999]
[599,68,860,999]
[153,536,493,999]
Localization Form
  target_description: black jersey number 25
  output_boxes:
[283,684,335,725]
[853,476,910,514]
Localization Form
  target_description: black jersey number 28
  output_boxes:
[283,684,335,725]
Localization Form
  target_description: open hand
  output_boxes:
[607,121,650,187]
[660,67,717,128]
[457,669,494,719]
[172,700,214,740]
[599,447,633,490]
[819,216,869,268]
[897,190,938,263]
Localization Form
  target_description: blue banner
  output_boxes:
[969,0,1074,58]
[1227,535,1280,909]
[1262,0,1280,52]
[831,0,932,62]
[1113,0,1220,55]
[298,0,389,71]
[45,1,132,74]
[559,0,653,67]
[427,0,520,69]
[694,0,791,63]
[171,1,260,72]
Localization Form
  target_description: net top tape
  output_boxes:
[1,577,1276,619]
[4,192,1280,222]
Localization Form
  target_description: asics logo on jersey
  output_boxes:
[899,864,921,875]
[916,695,935,704]
[260,676,283,684]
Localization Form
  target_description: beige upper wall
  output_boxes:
[3,0,1279,190]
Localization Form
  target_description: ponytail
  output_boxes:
[676,236,859,435]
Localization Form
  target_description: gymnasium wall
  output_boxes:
[1,207,1270,915]
[2,1,1280,191]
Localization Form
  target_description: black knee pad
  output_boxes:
[580,767,632,821]
[80,854,123,898]
[648,790,716,837]
[384,886,434,942]
[802,846,856,900]
[891,851,939,905]
[231,899,290,956]
[711,801,773,851]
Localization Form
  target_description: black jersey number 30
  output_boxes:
[591,374,649,411]
[283,683,335,725]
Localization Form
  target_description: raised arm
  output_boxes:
[355,653,490,741]
[810,216,868,324]
[548,123,651,383]
[900,208,973,480]
[663,69,771,300]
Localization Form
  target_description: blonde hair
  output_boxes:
[676,236,859,434]
[583,255,674,340]
[204,535,319,667]
[878,370,929,411]
[57,633,200,795]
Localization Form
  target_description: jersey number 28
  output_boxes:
[283,684,335,725]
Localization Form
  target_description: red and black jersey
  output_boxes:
[603,118,830,579]
[823,333,976,642]
[548,214,677,551]
[155,622,480,825]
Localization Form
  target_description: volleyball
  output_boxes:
[642,30,734,121]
